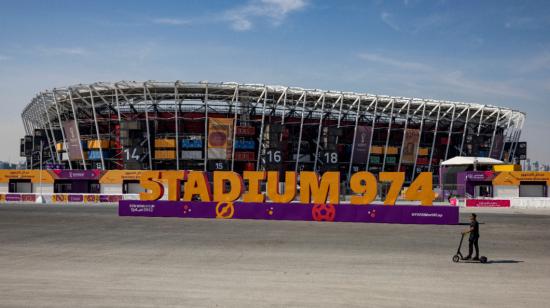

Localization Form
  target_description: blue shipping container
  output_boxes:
[182,139,203,149]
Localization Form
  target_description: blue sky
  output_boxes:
[0,0,549,163]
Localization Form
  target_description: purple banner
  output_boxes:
[490,135,504,159]
[63,120,82,161]
[68,195,84,202]
[2,194,36,202]
[5,194,22,202]
[52,170,101,180]
[352,126,371,164]
[119,201,458,225]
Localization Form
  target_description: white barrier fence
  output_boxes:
[0,193,140,204]
[3,193,550,209]
[452,197,550,209]
[507,197,550,209]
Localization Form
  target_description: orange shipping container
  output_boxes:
[418,148,430,156]
[155,150,176,160]
[370,146,384,155]
[154,138,176,148]
[88,140,112,149]
[386,147,399,155]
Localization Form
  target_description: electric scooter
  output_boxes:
[452,233,487,263]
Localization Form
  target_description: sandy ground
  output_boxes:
[1,204,549,307]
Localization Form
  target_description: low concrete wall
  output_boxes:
[509,197,550,209]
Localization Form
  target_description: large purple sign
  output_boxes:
[63,120,83,161]
[352,126,372,164]
[119,201,458,225]
[52,170,101,180]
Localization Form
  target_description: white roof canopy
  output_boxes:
[440,156,504,166]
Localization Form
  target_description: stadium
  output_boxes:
[20,81,525,183]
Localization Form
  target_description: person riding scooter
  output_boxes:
[462,213,480,260]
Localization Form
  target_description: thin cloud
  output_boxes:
[380,11,400,31]
[358,52,432,71]
[151,18,191,26]
[356,51,533,101]
[224,0,308,31]
[438,70,534,101]
[0,54,9,61]
[36,47,89,56]
[519,51,550,73]
[505,16,538,29]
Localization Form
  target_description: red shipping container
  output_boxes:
[416,157,429,165]
[236,126,256,136]
[235,152,255,161]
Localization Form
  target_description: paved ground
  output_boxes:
[1,204,549,307]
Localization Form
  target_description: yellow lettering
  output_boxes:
[213,171,243,202]
[349,171,377,205]
[405,172,435,205]
[139,171,164,201]
[182,171,212,201]
[379,172,404,205]
[266,171,297,203]
[243,171,266,203]
[161,171,187,201]
[299,171,340,204]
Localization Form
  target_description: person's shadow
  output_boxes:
[486,259,523,264]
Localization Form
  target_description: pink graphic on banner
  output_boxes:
[466,199,511,207]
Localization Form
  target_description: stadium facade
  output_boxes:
[20,81,525,182]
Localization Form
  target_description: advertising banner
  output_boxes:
[100,170,144,184]
[490,135,504,159]
[466,199,511,207]
[119,201,459,225]
[0,170,55,184]
[0,194,36,202]
[352,126,371,164]
[493,171,550,186]
[207,118,234,160]
[48,194,124,204]
[63,120,82,161]
[401,129,420,164]
[51,170,102,180]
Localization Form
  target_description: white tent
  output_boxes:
[440,156,504,166]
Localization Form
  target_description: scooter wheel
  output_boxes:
[480,256,488,263]
[452,255,460,263]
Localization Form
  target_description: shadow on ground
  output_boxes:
[486,260,523,264]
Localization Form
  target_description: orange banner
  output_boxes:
[208,118,234,160]
[493,171,550,186]
[0,170,55,184]
[100,170,145,184]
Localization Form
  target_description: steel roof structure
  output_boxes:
[20,81,526,176]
